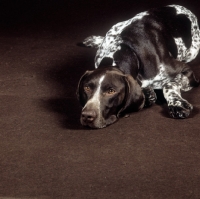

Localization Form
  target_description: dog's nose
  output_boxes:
[81,110,97,122]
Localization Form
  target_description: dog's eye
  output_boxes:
[84,86,91,93]
[107,88,116,95]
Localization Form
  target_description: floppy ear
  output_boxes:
[76,70,93,107]
[118,75,145,117]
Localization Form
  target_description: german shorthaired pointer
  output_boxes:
[77,5,200,128]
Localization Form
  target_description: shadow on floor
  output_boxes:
[41,97,84,130]
[40,43,95,130]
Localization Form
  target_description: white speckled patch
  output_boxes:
[83,36,104,48]
[94,11,148,68]
[141,64,170,89]
[169,5,200,62]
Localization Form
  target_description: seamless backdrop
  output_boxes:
[0,0,200,198]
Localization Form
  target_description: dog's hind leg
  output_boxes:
[83,36,104,48]
[163,67,199,118]
[163,81,193,118]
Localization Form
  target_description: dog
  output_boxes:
[77,5,200,128]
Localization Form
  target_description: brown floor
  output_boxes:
[0,0,200,198]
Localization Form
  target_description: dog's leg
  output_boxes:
[163,68,199,118]
[163,81,193,118]
[82,36,104,48]
[142,86,157,107]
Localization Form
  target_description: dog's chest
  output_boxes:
[141,64,170,89]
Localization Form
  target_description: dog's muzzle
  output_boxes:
[81,109,97,123]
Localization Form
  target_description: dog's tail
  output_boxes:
[82,35,104,48]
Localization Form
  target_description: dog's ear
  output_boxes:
[76,70,93,107]
[118,75,145,117]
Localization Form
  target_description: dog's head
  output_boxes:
[77,67,145,128]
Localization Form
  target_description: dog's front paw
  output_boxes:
[143,87,157,107]
[168,100,193,118]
